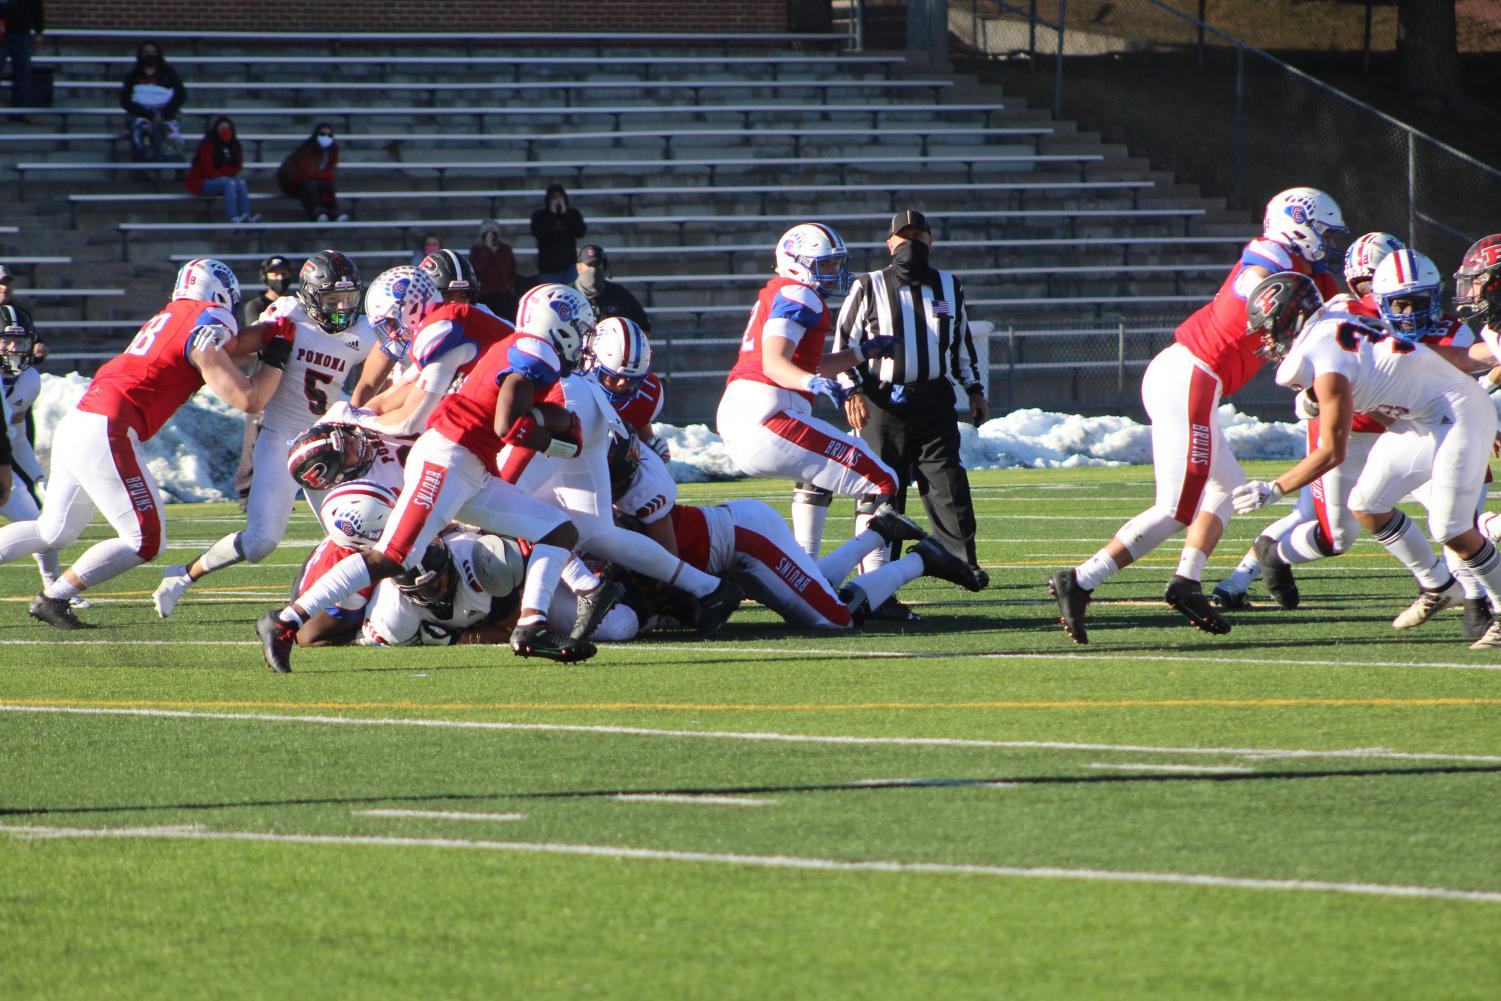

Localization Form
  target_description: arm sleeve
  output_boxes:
[949,278,983,393]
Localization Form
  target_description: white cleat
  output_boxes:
[69,596,92,610]
[1392,579,1462,630]
[153,565,194,618]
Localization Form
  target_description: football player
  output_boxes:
[153,250,377,617]
[715,223,902,559]
[290,479,398,647]
[0,259,293,627]
[1047,187,1344,644]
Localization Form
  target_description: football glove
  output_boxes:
[854,335,897,362]
[806,375,848,406]
[1293,388,1320,420]
[1232,480,1284,515]
[645,435,671,462]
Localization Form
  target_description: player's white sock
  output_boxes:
[561,556,601,594]
[582,526,719,598]
[1461,540,1501,604]
[36,550,60,586]
[1074,550,1119,591]
[1373,511,1446,589]
[44,578,81,601]
[854,501,887,574]
[1175,547,1208,583]
[284,553,370,625]
[522,543,569,616]
[69,539,146,589]
[850,552,924,611]
[817,530,883,586]
[1447,548,1485,599]
[791,485,831,558]
[1219,547,1263,593]
[196,532,245,575]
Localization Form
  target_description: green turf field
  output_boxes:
[3,464,1499,1000]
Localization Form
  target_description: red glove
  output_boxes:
[265,315,296,344]
[258,316,296,370]
[502,411,547,451]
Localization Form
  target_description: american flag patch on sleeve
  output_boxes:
[932,300,952,317]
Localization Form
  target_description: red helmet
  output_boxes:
[286,423,379,491]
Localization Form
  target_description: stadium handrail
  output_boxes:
[53,78,953,96]
[43,29,851,43]
[35,54,900,69]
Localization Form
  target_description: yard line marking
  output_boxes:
[1088,762,1256,774]
[354,809,526,822]
[4,824,1498,905]
[6,703,1500,765]
[614,794,777,806]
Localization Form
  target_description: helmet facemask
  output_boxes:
[307,285,362,334]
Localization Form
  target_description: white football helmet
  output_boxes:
[516,283,596,370]
[1262,187,1346,263]
[1371,248,1444,342]
[1343,232,1404,295]
[319,480,399,548]
[774,222,851,294]
[172,258,242,313]
[365,266,440,359]
[588,316,651,400]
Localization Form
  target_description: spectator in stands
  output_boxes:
[186,116,256,224]
[530,183,586,284]
[121,41,186,162]
[277,124,347,223]
[470,219,517,320]
[1,0,45,121]
[0,266,44,362]
[233,255,295,512]
[574,244,650,332]
[411,233,443,268]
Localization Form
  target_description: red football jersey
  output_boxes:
[296,537,374,616]
[725,277,831,402]
[427,331,566,476]
[610,372,664,432]
[407,301,513,391]
[76,299,237,441]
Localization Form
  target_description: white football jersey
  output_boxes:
[1276,304,1484,427]
[256,296,376,437]
[2,368,42,480]
[360,531,522,646]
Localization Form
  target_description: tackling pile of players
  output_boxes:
[0,225,982,669]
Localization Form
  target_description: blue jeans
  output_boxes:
[201,175,250,220]
[1,33,35,108]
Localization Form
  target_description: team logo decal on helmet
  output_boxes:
[1455,234,1501,324]
[365,266,440,359]
[319,480,399,548]
[1262,188,1346,264]
[516,283,596,369]
[774,222,851,295]
[172,258,243,313]
[1246,271,1324,362]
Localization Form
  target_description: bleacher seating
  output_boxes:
[0,30,1249,419]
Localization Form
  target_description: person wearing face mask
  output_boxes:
[411,233,443,268]
[277,124,346,223]
[186,116,256,224]
[573,245,649,333]
[833,210,989,618]
[120,41,186,162]
[529,183,587,284]
[234,256,295,511]
[470,220,518,319]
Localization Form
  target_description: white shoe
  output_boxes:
[335,212,350,222]
[1392,579,1462,629]
[316,212,330,223]
[70,596,93,611]
[1470,618,1501,650]
[153,565,193,618]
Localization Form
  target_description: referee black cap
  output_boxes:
[260,255,294,276]
[889,210,931,237]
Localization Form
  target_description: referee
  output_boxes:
[834,211,989,616]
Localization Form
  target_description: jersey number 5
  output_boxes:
[126,313,171,357]
[303,370,333,415]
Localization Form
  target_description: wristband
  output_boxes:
[1482,370,1501,393]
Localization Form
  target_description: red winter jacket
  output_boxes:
[185,137,243,195]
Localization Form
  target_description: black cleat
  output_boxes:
[866,595,921,622]
[569,581,624,644]
[1463,596,1494,641]
[1210,585,1252,610]
[1164,576,1232,635]
[837,582,871,626]
[914,537,984,593]
[1047,569,1090,644]
[693,579,744,638]
[27,592,95,630]
[255,611,295,673]
[966,564,990,590]
[866,501,927,546]
[1253,537,1299,610]
[510,622,596,663]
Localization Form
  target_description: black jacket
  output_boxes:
[529,187,587,274]
[0,0,45,34]
[577,279,650,333]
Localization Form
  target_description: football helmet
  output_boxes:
[365,266,440,359]
[607,428,642,501]
[1342,231,1404,295]
[172,258,241,314]
[297,250,363,333]
[419,249,479,303]
[1455,234,1501,325]
[1246,271,1324,362]
[287,422,379,491]
[319,480,399,549]
[1372,249,1444,342]
[1262,188,1346,263]
[516,283,596,370]
[774,222,851,294]
[394,538,456,609]
[588,316,651,401]
[0,305,36,377]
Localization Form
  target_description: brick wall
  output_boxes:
[49,0,790,34]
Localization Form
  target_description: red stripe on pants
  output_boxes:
[1306,418,1335,547]
[733,526,851,628]
[1171,366,1219,524]
[381,460,447,565]
[106,420,161,560]
[761,412,896,496]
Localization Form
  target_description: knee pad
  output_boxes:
[793,484,833,507]
[855,494,885,516]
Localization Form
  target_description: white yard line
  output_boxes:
[1088,762,1256,774]
[5,703,1499,765]
[4,823,1497,905]
[354,809,526,822]
[614,794,778,806]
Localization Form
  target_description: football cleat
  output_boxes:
[693,579,744,638]
[1253,537,1300,610]
[255,611,296,673]
[914,537,984,593]
[1462,596,1493,642]
[866,595,921,622]
[28,592,95,630]
[1468,618,1501,651]
[153,565,194,618]
[569,580,624,644]
[966,564,991,590]
[510,622,596,663]
[1047,569,1090,644]
[866,501,927,546]
[1164,576,1232,635]
[1210,585,1252,611]
[1393,579,1462,630]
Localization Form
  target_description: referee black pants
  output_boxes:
[860,380,979,564]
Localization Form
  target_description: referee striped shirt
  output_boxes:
[832,266,983,394]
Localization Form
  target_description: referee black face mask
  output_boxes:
[891,238,931,281]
